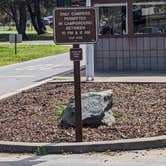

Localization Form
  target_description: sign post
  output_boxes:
[9,34,22,55]
[53,7,97,142]
[14,34,17,55]
[72,44,83,142]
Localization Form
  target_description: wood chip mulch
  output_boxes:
[0,82,165,143]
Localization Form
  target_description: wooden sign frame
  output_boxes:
[53,7,97,45]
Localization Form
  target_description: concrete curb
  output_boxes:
[0,77,53,101]
[0,76,165,154]
[0,136,165,154]
[1,76,165,101]
[48,79,166,84]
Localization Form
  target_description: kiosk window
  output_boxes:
[133,1,166,34]
[99,5,127,35]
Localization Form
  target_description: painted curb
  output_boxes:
[0,136,165,154]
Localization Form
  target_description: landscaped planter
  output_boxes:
[0,82,165,143]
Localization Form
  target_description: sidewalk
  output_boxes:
[0,148,165,166]
[58,72,166,83]
[94,72,166,83]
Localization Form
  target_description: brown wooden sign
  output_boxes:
[53,7,97,44]
[70,48,82,61]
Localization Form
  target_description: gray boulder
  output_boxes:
[60,90,115,127]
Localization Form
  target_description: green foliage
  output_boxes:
[114,95,124,103]
[122,113,132,124]
[112,112,119,118]
[35,146,47,156]
[82,131,88,139]
[130,86,142,93]
[52,104,67,117]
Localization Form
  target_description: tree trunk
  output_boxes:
[26,1,39,33]
[34,0,46,34]
[10,4,19,29]
[18,1,27,39]
[26,0,46,35]
[10,1,27,40]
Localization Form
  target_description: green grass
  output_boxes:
[26,33,53,41]
[0,25,53,33]
[0,26,13,31]
[0,33,53,42]
[0,44,70,66]
[0,25,53,41]
[0,34,10,42]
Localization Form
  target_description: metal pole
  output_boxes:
[86,0,91,6]
[86,0,94,81]
[73,44,83,142]
[15,34,17,55]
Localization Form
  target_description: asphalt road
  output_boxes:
[0,148,165,166]
[0,45,85,97]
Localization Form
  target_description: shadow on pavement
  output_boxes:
[0,156,46,166]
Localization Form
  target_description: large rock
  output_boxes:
[60,90,115,127]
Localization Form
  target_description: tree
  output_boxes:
[56,0,85,7]
[0,0,47,36]
[0,0,86,37]
[0,0,27,39]
[0,11,11,27]
[26,0,46,34]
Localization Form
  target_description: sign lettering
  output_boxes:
[54,8,97,44]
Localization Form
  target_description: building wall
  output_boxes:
[94,37,166,72]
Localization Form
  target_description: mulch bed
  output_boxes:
[0,82,165,143]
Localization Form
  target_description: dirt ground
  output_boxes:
[0,82,165,143]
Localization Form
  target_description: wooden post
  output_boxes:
[127,0,133,36]
[73,44,83,142]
